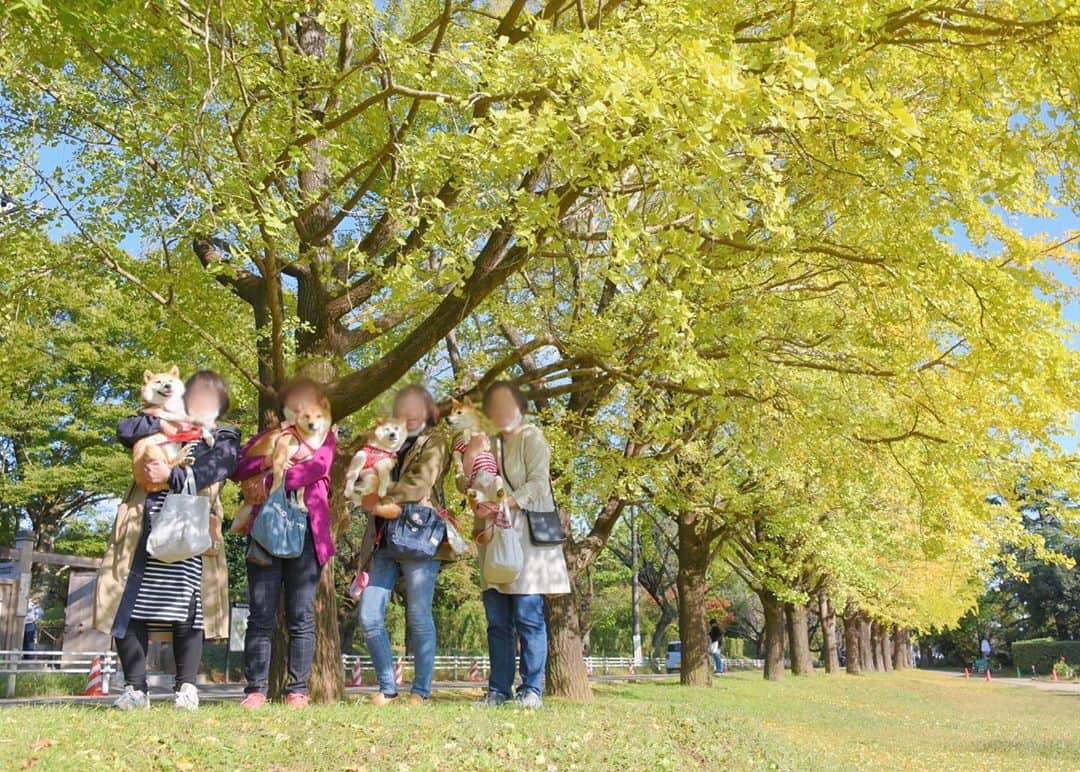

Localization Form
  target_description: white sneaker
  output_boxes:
[174,683,199,711]
[112,685,150,710]
[514,690,542,709]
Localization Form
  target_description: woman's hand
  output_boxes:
[143,459,172,486]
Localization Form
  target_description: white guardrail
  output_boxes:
[0,650,763,695]
[340,654,764,680]
[0,650,118,695]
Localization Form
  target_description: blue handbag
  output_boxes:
[381,503,446,561]
[251,486,307,559]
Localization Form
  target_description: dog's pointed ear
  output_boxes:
[319,396,331,412]
[451,397,460,408]
[143,370,154,383]
[168,365,180,378]
[463,395,474,407]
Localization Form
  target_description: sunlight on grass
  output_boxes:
[0,671,1076,770]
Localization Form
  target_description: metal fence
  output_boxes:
[0,650,117,695]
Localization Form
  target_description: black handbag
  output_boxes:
[499,434,567,546]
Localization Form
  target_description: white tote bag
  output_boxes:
[147,467,212,563]
[483,503,523,585]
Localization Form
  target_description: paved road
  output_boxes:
[923,668,1080,695]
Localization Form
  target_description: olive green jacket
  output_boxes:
[358,423,455,567]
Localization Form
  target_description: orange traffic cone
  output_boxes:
[984,667,992,682]
[394,657,404,687]
[349,660,363,687]
[468,659,481,682]
[963,667,970,679]
[628,659,635,676]
[84,656,106,696]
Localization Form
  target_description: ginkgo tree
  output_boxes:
[2,0,1079,700]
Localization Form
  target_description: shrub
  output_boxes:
[1011,638,1080,675]
[722,637,744,659]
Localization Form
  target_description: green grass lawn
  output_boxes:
[0,670,1076,770]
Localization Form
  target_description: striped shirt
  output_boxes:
[130,490,204,630]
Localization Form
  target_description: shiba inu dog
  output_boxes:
[229,396,333,534]
[131,366,213,492]
[344,418,407,502]
[447,398,506,509]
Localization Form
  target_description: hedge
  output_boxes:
[1010,638,1080,675]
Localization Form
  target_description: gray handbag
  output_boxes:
[147,467,212,562]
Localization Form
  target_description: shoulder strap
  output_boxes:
[498,431,558,512]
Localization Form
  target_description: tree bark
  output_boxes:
[843,601,861,675]
[544,591,592,699]
[892,628,909,670]
[785,603,815,676]
[545,497,625,699]
[877,622,893,672]
[819,593,840,674]
[676,511,713,687]
[650,604,677,661]
[857,613,874,672]
[760,590,786,681]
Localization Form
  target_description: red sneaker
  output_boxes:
[285,692,310,709]
[240,692,267,710]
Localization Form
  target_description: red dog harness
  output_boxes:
[360,444,397,469]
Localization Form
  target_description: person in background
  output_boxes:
[23,598,42,652]
[94,370,239,712]
[470,381,570,710]
[709,618,724,675]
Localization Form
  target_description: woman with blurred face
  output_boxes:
[470,381,570,709]
[95,370,240,712]
[356,384,454,705]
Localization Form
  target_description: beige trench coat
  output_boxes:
[93,481,230,641]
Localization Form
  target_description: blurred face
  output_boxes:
[394,391,429,434]
[185,380,222,422]
[484,387,521,432]
[283,384,321,422]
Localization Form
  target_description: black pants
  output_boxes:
[114,595,203,693]
[243,525,321,695]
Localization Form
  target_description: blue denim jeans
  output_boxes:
[359,552,440,698]
[483,589,547,698]
[244,524,321,695]
[713,651,724,673]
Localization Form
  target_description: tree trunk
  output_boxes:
[760,590,786,681]
[843,601,861,675]
[544,591,592,699]
[877,623,892,672]
[545,497,625,699]
[857,613,874,672]
[870,623,882,671]
[650,603,677,662]
[892,629,909,670]
[819,593,840,674]
[676,511,713,687]
[785,602,815,676]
